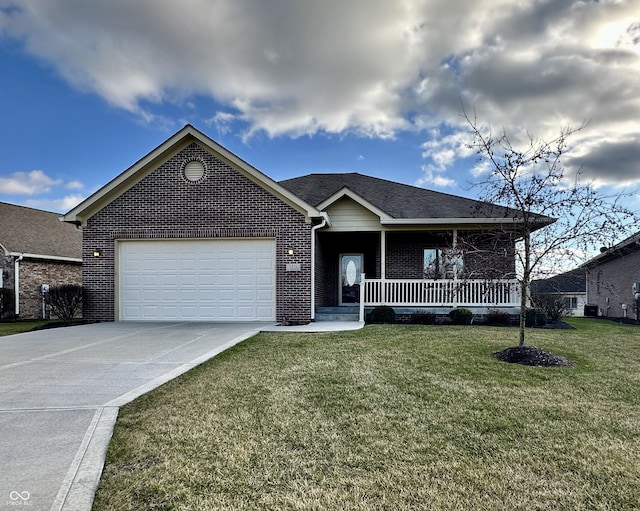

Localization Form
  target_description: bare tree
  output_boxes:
[465,112,638,347]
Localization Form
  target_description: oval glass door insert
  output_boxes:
[346,259,357,286]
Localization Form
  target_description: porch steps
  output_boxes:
[315,307,360,322]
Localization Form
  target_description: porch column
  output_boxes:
[381,230,386,280]
[452,229,458,308]
[381,230,386,304]
[359,273,366,322]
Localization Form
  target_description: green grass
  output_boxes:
[0,320,52,337]
[93,318,640,510]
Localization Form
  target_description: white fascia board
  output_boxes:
[63,125,322,225]
[317,188,393,221]
[8,252,83,263]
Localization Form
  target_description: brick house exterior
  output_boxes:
[64,125,542,324]
[80,142,314,323]
[583,233,640,319]
[0,202,82,320]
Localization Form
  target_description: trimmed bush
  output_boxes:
[410,311,437,325]
[0,288,15,319]
[45,284,84,324]
[525,308,548,327]
[486,309,510,326]
[368,305,396,324]
[449,308,473,325]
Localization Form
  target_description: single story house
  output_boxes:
[1,202,82,319]
[63,125,547,324]
[583,232,640,319]
[531,268,587,317]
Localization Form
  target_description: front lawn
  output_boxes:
[0,320,52,337]
[93,318,640,510]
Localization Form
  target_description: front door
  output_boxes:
[339,254,363,305]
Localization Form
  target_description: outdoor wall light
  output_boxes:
[93,249,101,258]
[288,249,295,256]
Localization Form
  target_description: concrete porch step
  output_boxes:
[316,307,359,322]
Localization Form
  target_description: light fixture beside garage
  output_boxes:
[183,160,206,182]
[93,249,101,257]
[288,249,295,255]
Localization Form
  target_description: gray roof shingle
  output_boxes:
[279,173,519,220]
[0,202,82,259]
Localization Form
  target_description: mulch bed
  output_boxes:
[493,346,575,367]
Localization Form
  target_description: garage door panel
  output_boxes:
[119,239,275,321]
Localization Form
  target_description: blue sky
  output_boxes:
[1,0,639,216]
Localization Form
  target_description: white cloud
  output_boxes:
[65,180,84,191]
[25,194,86,213]
[1,0,639,188]
[0,170,62,195]
[416,166,456,188]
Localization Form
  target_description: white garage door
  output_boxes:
[118,239,275,321]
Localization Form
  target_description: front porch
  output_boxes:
[315,278,521,322]
[313,230,521,321]
[358,277,520,322]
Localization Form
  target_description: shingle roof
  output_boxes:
[0,202,82,259]
[531,268,587,294]
[279,173,520,220]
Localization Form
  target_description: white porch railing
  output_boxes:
[362,278,521,308]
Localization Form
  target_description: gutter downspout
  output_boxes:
[310,213,330,321]
[14,254,23,317]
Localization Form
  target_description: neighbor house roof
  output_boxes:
[531,268,586,294]
[0,202,82,261]
[582,231,640,267]
[280,173,553,227]
[63,124,322,226]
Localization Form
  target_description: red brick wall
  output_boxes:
[385,231,515,280]
[82,142,313,323]
[17,259,82,319]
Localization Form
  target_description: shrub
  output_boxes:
[531,294,570,323]
[525,308,548,327]
[410,311,437,325]
[0,288,15,319]
[368,305,396,324]
[449,308,473,325]
[486,309,510,326]
[45,285,84,324]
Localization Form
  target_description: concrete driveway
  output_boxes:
[0,321,269,511]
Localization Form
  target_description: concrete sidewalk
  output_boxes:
[0,320,364,511]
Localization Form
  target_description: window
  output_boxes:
[423,248,463,279]
[565,296,578,309]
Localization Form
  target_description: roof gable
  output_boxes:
[63,125,321,225]
[318,187,392,221]
[0,202,82,260]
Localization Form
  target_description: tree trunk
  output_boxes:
[519,231,532,348]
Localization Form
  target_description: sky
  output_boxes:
[1,0,639,218]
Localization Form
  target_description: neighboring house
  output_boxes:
[62,125,547,324]
[0,202,82,319]
[531,268,587,317]
[583,232,640,319]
